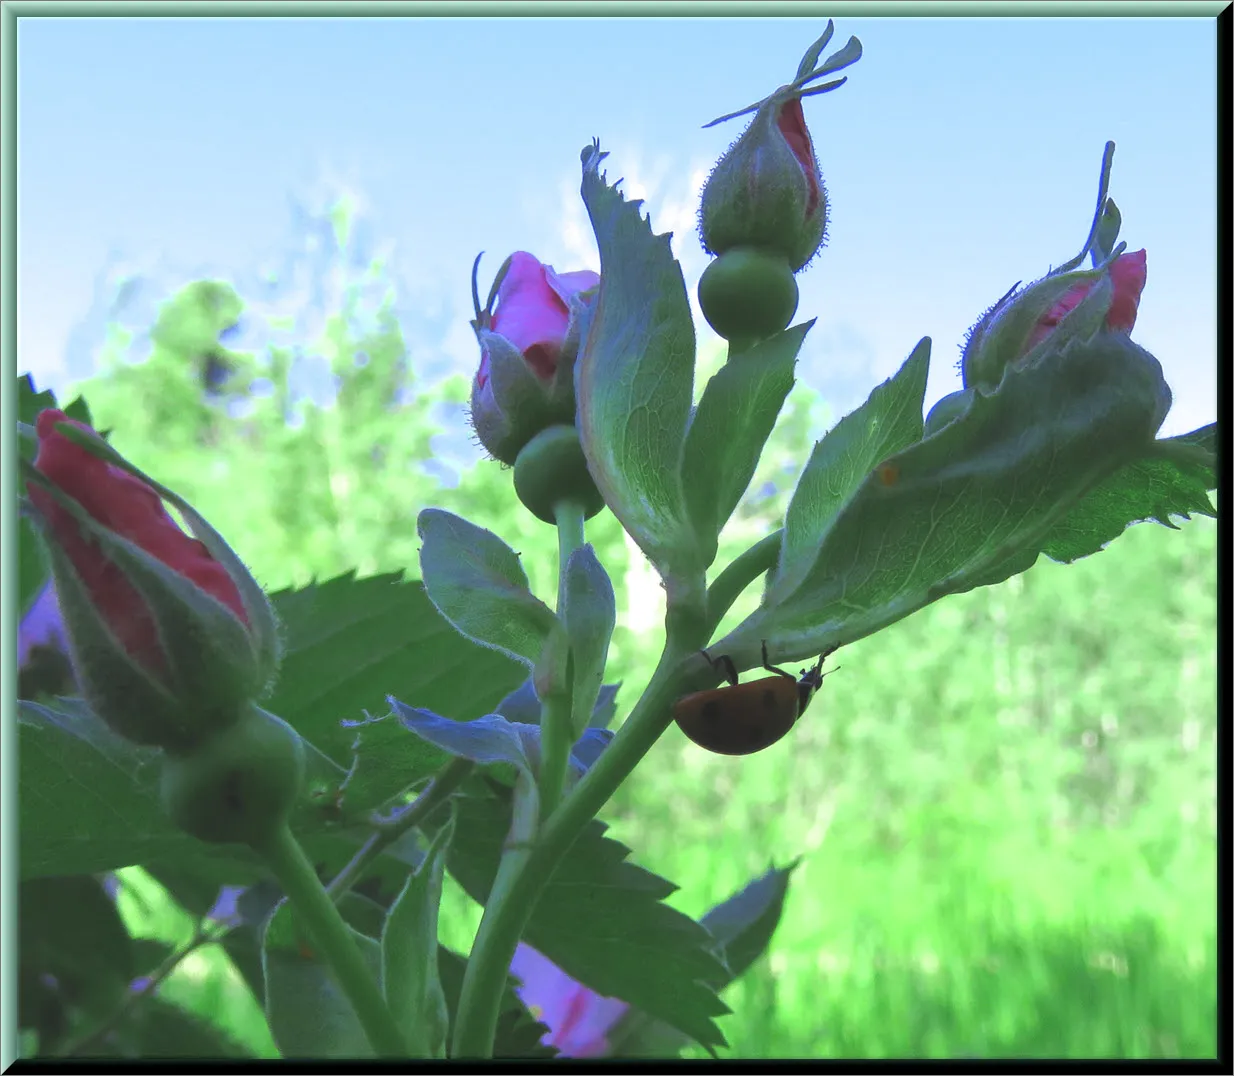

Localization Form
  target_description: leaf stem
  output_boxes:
[254,824,408,1057]
[704,530,783,639]
[327,756,475,902]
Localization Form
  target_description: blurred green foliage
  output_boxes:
[63,198,1215,1059]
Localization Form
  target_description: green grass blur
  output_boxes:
[610,513,1217,1059]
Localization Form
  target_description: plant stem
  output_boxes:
[450,771,541,1057]
[705,529,783,638]
[449,641,693,1058]
[254,824,408,1057]
[327,757,475,902]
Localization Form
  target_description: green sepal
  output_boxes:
[560,545,616,739]
[962,266,1115,392]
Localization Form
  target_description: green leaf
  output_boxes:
[265,571,526,764]
[724,331,1174,663]
[1040,424,1217,563]
[609,861,800,1058]
[417,509,558,668]
[20,876,135,1005]
[561,545,616,738]
[333,712,449,817]
[124,995,253,1058]
[19,699,193,879]
[382,814,453,1057]
[18,694,353,880]
[445,786,729,1054]
[698,860,799,981]
[772,337,930,604]
[263,913,382,1058]
[576,141,699,580]
[682,322,814,567]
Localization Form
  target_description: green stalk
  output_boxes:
[449,641,693,1058]
[450,771,540,1057]
[705,529,783,638]
[254,824,409,1057]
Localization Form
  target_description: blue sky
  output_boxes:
[17,15,1219,440]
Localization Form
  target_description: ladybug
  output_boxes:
[673,641,838,756]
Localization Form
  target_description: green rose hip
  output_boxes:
[698,247,799,344]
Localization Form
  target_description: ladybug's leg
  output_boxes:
[701,650,740,687]
[760,640,796,681]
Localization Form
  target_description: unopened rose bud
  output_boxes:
[23,410,280,752]
[469,252,600,466]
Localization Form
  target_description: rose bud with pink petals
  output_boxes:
[469,252,599,468]
[21,409,281,751]
[961,249,1148,393]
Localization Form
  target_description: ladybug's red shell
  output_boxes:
[673,675,803,756]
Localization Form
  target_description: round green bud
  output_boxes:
[160,704,305,847]
[698,248,798,344]
[923,388,975,437]
[513,425,606,525]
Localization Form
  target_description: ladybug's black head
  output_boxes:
[796,649,839,716]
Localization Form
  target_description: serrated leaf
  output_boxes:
[576,141,699,580]
[1040,423,1217,563]
[726,332,1174,662]
[417,509,558,667]
[609,861,800,1058]
[683,323,813,567]
[382,814,452,1057]
[333,711,449,817]
[561,545,615,738]
[264,572,526,764]
[772,337,930,604]
[446,787,729,1054]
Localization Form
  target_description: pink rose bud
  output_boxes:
[469,252,600,466]
[23,410,280,751]
[961,250,1147,392]
[699,92,827,275]
[698,24,861,275]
